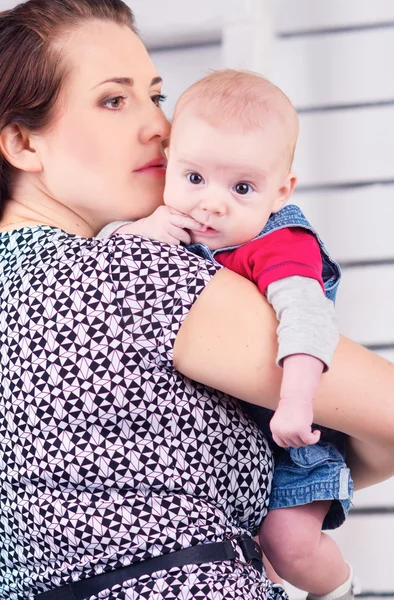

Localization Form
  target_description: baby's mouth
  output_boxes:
[193,227,219,236]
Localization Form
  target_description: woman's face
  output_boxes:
[33,20,170,229]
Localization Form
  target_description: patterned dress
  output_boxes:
[0,227,287,600]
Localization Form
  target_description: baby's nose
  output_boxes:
[200,199,226,216]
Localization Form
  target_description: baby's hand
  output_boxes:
[270,354,324,448]
[117,206,205,245]
[269,400,321,448]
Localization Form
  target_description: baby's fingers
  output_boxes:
[279,435,307,448]
[287,429,321,448]
[301,429,321,445]
[167,224,192,245]
[271,433,288,448]
[170,213,206,233]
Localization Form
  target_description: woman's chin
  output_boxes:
[126,181,165,218]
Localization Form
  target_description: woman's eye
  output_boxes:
[151,94,167,107]
[187,172,205,185]
[103,96,127,110]
[233,182,253,195]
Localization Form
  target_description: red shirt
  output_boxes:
[216,227,324,294]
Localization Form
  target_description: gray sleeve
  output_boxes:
[96,221,133,239]
[266,275,339,370]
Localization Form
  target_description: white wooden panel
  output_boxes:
[336,266,394,345]
[287,514,394,598]
[375,348,394,363]
[126,0,225,48]
[331,515,394,590]
[150,45,222,117]
[295,106,394,187]
[352,349,394,516]
[354,478,394,508]
[293,185,394,263]
[129,0,265,49]
[222,2,276,75]
[274,28,394,110]
[0,0,225,47]
[0,0,21,7]
[278,0,394,34]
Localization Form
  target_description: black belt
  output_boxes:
[35,536,262,600]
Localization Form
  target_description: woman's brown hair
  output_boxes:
[0,0,136,210]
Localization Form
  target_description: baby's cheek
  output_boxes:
[163,178,185,212]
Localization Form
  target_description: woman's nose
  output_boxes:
[139,104,171,145]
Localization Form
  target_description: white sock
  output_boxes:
[308,565,354,600]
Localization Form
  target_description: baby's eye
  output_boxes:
[187,172,205,185]
[233,182,253,195]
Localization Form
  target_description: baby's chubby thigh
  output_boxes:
[259,500,331,576]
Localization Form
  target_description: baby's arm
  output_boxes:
[267,276,339,448]
[215,228,339,448]
[97,206,204,245]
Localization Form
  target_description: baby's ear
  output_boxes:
[272,171,297,213]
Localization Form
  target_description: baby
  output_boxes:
[99,70,355,599]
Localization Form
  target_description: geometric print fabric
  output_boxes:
[0,227,285,600]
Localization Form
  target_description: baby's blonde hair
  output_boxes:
[174,69,299,168]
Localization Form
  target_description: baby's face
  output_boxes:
[164,112,294,250]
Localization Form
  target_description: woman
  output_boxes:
[0,1,393,599]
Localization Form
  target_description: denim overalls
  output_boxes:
[188,204,353,529]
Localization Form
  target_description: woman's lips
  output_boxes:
[134,157,167,176]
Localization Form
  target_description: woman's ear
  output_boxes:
[272,171,297,213]
[0,123,43,173]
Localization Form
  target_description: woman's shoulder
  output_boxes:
[0,225,115,269]
[0,225,220,287]
[109,232,220,270]
[1,226,216,263]
[108,233,221,297]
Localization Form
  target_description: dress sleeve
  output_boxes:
[216,228,324,294]
[109,235,221,366]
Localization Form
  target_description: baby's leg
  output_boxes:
[260,501,350,596]
[263,553,284,585]
[254,535,284,584]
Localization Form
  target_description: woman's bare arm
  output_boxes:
[174,268,394,490]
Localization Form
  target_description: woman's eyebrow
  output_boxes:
[93,76,162,89]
